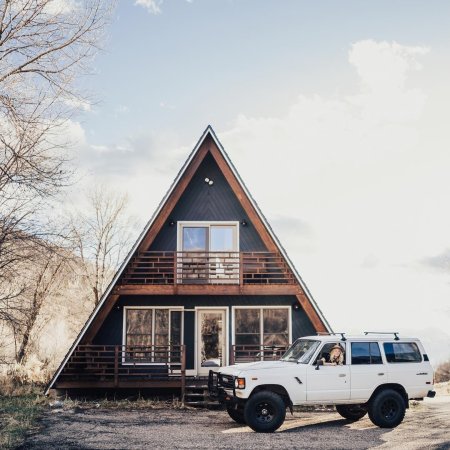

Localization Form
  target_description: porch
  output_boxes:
[55,344,288,399]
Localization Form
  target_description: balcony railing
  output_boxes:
[121,251,295,285]
[59,345,186,385]
[230,345,288,364]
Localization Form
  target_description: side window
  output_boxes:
[383,342,422,363]
[351,342,382,365]
[315,342,346,365]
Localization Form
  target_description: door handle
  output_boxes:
[378,373,385,376]
[339,374,346,377]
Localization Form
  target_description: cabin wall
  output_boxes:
[148,153,267,252]
[93,295,316,370]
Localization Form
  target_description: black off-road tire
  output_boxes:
[226,404,246,424]
[244,391,286,433]
[336,404,367,421]
[368,389,406,428]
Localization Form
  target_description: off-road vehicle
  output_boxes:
[208,332,435,433]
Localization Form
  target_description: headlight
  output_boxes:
[234,377,246,389]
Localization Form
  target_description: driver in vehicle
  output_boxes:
[321,343,345,365]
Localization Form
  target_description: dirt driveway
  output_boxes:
[20,397,450,450]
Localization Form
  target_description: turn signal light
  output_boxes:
[235,377,246,389]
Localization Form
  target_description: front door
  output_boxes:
[306,342,351,402]
[196,309,227,375]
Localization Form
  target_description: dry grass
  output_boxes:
[0,384,47,450]
[58,394,186,411]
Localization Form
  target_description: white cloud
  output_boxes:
[213,40,450,354]
[134,0,162,14]
[134,0,193,14]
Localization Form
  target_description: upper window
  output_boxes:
[383,342,422,363]
[178,222,239,284]
[180,223,238,252]
[124,308,182,363]
[351,342,383,365]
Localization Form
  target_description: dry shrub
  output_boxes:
[435,360,450,383]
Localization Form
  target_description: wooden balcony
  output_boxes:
[117,251,297,295]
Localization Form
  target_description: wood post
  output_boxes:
[114,346,119,387]
[230,345,235,365]
[181,345,186,405]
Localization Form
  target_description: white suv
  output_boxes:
[208,333,435,433]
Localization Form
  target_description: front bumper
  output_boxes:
[208,370,237,402]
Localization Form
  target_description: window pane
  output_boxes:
[126,334,152,347]
[351,342,371,365]
[263,333,288,346]
[170,311,182,346]
[182,227,208,251]
[235,334,260,346]
[370,342,383,364]
[126,309,152,335]
[384,342,422,363]
[155,309,169,341]
[263,309,288,334]
[210,226,235,251]
[235,309,260,334]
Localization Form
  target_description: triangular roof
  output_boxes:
[46,125,331,394]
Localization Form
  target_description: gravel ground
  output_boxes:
[19,397,450,450]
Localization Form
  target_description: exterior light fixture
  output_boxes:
[169,219,175,227]
[241,220,248,226]
[205,177,214,186]
[292,302,300,310]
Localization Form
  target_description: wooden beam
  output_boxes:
[295,292,327,333]
[54,380,183,389]
[115,284,299,296]
[82,294,119,344]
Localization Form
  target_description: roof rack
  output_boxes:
[317,332,346,341]
[364,331,400,341]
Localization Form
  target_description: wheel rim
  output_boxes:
[255,401,275,423]
[380,399,399,421]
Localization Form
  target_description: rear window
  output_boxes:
[351,342,382,365]
[383,342,422,363]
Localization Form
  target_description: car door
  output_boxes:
[349,341,387,402]
[306,342,350,402]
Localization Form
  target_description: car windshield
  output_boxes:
[281,339,320,364]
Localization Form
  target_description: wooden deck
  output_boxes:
[54,344,289,400]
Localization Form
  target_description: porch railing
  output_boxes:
[121,251,295,285]
[231,345,288,364]
[59,345,186,397]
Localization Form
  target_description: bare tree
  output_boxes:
[0,0,113,344]
[71,187,134,306]
[15,246,70,364]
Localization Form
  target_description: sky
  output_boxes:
[65,0,450,363]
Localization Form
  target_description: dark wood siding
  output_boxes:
[148,153,267,252]
[93,295,316,370]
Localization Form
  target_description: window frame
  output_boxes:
[122,306,184,365]
[383,342,423,363]
[231,305,292,349]
[350,341,383,365]
[177,221,240,252]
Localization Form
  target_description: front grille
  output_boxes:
[218,373,234,389]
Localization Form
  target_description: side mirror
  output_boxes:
[315,359,324,370]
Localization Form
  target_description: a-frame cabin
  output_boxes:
[46,126,331,397]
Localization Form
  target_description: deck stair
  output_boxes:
[183,378,220,408]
